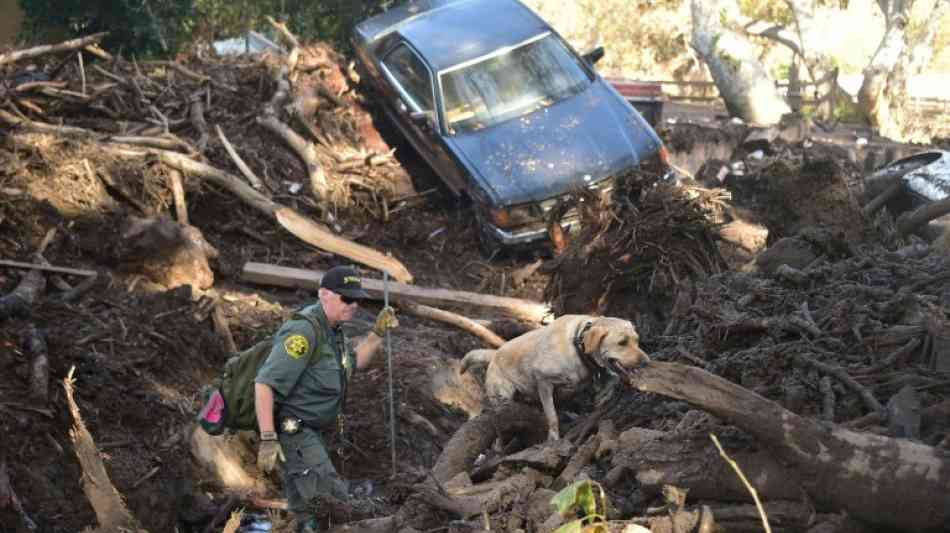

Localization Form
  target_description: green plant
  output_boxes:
[550,480,610,533]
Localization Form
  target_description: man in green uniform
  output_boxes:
[254,265,398,532]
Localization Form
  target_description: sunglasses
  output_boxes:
[339,294,359,305]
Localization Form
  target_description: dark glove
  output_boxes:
[258,436,285,473]
[372,306,398,337]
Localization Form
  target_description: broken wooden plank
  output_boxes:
[242,262,551,323]
[0,259,97,277]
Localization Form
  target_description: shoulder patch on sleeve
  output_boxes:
[283,335,310,359]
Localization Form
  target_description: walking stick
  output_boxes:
[384,271,397,477]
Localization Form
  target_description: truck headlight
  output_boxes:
[488,204,536,229]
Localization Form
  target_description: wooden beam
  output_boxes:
[0,259,97,277]
[242,262,551,323]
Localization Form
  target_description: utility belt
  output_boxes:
[279,413,345,436]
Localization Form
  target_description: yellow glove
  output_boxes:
[257,437,285,473]
[372,306,399,337]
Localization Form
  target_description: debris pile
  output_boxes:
[544,171,730,336]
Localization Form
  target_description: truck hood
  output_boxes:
[446,80,662,206]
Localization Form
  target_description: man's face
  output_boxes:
[322,289,359,324]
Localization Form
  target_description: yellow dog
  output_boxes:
[461,315,649,441]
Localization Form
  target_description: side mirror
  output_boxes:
[582,46,605,66]
[410,110,437,131]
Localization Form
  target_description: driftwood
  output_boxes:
[0,33,107,66]
[627,361,950,530]
[63,368,141,531]
[243,262,548,322]
[399,301,504,348]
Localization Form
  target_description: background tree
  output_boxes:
[18,0,390,57]
[857,0,950,141]
[690,0,792,124]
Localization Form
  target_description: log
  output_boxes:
[63,368,140,531]
[27,326,49,404]
[400,301,504,348]
[243,262,549,323]
[0,268,46,319]
[414,473,536,518]
[626,362,950,530]
[863,181,905,218]
[0,33,107,66]
[611,428,803,503]
[897,196,950,237]
[431,403,545,484]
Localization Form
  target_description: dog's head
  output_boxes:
[582,317,649,373]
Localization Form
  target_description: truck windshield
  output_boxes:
[439,33,591,135]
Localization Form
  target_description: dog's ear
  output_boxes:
[583,324,609,360]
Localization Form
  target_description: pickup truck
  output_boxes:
[605,77,664,127]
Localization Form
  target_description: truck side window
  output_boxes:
[382,44,434,113]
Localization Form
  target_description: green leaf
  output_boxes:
[553,519,584,533]
[550,480,582,517]
[576,481,597,517]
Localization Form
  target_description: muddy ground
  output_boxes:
[1,39,949,533]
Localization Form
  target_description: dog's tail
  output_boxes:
[460,349,495,374]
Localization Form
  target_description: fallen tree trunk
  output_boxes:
[627,362,950,530]
[610,428,803,502]
[243,262,549,323]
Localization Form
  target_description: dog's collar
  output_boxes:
[573,320,594,358]
[574,320,605,379]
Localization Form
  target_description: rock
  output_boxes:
[117,216,217,290]
[755,237,818,274]
[717,219,768,253]
[886,385,922,439]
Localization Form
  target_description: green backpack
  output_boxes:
[197,312,320,435]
